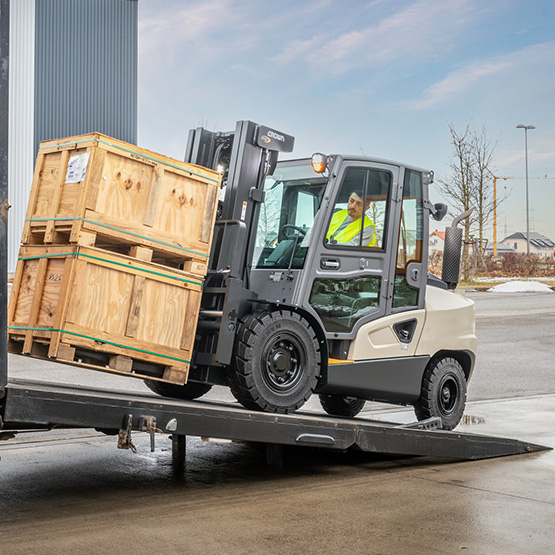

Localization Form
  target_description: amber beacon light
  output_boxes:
[311,153,328,173]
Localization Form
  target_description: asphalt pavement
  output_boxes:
[466,290,555,401]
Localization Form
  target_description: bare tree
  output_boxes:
[472,123,497,253]
[436,122,497,279]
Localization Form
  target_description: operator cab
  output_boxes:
[248,155,429,340]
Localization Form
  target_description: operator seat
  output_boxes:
[264,239,296,267]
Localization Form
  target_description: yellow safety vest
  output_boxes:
[326,209,376,246]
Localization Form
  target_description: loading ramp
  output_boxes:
[1,378,549,464]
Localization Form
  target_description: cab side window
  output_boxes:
[326,168,390,250]
[392,170,423,309]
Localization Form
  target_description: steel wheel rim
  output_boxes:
[262,332,305,393]
[438,373,459,415]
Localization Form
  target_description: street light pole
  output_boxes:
[516,124,536,255]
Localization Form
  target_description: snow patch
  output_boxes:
[476,276,554,283]
[488,281,554,293]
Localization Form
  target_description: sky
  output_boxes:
[137,0,555,244]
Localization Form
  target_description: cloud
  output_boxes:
[410,61,512,109]
[139,0,491,87]
[139,0,243,60]
[406,41,555,110]
[273,37,324,66]
[273,0,485,74]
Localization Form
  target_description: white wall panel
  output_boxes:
[8,0,35,273]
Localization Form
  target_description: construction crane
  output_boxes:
[484,168,555,256]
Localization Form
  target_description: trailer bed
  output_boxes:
[1,378,548,461]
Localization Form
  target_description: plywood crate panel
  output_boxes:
[22,133,221,270]
[8,245,204,384]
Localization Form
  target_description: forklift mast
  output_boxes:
[184,121,294,379]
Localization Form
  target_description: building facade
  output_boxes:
[501,232,555,258]
[8,0,138,271]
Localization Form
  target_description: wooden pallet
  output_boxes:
[21,132,221,265]
[23,221,208,275]
[8,244,204,384]
[8,337,187,385]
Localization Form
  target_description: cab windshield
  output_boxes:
[252,160,327,269]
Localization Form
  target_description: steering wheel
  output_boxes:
[281,224,307,240]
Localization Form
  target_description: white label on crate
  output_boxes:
[65,152,91,183]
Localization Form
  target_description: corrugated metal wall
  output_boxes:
[8,0,137,272]
[8,0,35,273]
[34,0,138,150]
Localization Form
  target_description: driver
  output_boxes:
[327,192,376,247]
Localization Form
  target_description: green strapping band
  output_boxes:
[39,137,221,183]
[8,326,191,365]
[25,216,209,259]
[17,251,203,287]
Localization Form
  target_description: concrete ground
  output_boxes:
[1,393,554,554]
[2,290,554,553]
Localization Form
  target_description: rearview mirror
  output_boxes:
[432,203,448,221]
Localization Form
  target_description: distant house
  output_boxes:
[429,230,445,253]
[500,232,555,258]
[484,243,516,255]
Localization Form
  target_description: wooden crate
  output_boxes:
[21,133,221,270]
[8,245,205,384]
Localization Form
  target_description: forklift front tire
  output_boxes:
[230,310,321,414]
[319,395,366,418]
[143,379,213,400]
[414,357,467,430]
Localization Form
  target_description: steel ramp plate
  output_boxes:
[353,425,548,460]
[2,379,551,460]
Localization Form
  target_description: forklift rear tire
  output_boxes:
[230,310,321,413]
[414,357,467,430]
[143,379,213,400]
[319,395,366,418]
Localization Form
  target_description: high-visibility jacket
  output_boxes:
[326,209,376,246]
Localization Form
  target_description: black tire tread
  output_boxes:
[143,379,212,400]
[228,310,321,414]
[414,357,466,430]
[319,394,366,418]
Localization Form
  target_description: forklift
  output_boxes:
[140,121,476,431]
[0,0,546,459]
